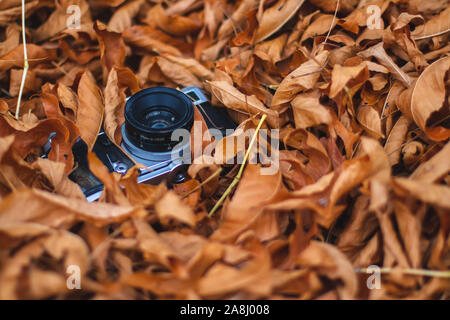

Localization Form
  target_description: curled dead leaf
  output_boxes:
[410,56,450,141]
[76,70,104,151]
[255,0,305,42]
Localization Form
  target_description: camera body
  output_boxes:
[69,86,236,202]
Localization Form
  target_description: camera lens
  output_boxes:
[123,87,194,152]
[145,109,177,129]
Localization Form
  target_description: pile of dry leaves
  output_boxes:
[0,0,449,300]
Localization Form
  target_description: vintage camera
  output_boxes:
[68,86,236,202]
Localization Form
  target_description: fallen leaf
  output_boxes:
[0,24,19,57]
[145,3,202,36]
[291,89,332,129]
[211,164,289,242]
[155,191,196,227]
[32,0,91,42]
[0,188,145,227]
[410,56,450,141]
[413,6,450,40]
[271,50,329,110]
[76,70,104,151]
[255,0,305,42]
[208,78,281,127]
[358,42,413,87]
[108,0,145,33]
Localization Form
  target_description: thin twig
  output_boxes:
[15,0,29,120]
[208,114,267,217]
[181,167,223,199]
[414,29,450,40]
[323,0,339,45]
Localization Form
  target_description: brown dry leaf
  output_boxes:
[367,72,388,91]
[382,13,428,72]
[197,240,273,298]
[296,241,358,299]
[309,0,357,13]
[32,0,91,42]
[217,0,258,40]
[0,135,38,195]
[89,0,126,8]
[119,167,166,207]
[392,178,450,210]
[0,227,89,299]
[211,164,289,242]
[358,42,413,87]
[199,38,228,62]
[32,158,85,199]
[300,14,337,43]
[0,1,38,28]
[337,0,387,34]
[0,222,51,250]
[156,56,202,87]
[161,54,214,81]
[0,188,145,227]
[395,83,415,120]
[94,21,126,80]
[0,116,74,172]
[173,179,201,208]
[104,68,126,145]
[88,152,130,205]
[254,34,287,65]
[41,89,80,144]
[402,141,426,168]
[356,104,383,139]
[281,128,331,181]
[121,272,193,297]
[201,0,225,38]
[208,78,280,127]
[122,25,186,56]
[187,160,221,198]
[133,218,188,277]
[145,3,202,36]
[337,196,379,263]
[291,89,332,129]
[231,9,258,47]
[374,207,412,270]
[160,231,251,266]
[410,56,450,141]
[255,0,305,42]
[155,191,196,227]
[0,24,19,57]
[393,200,422,268]
[213,118,256,165]
[271,50,329,110]
[384,115,411,166]
[329,63,369,99]
[57,83,78,119]
[267,137,389,228]
[328,63,370,117]
[76,70,104,151]
[413,6,450,40]
[107,0,145,33]
[9,69,41,96]
[411,141,450,182]
[0,44,48,72]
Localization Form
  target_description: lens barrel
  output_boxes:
[123,87,194,152]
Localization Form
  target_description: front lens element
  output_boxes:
[145,108,178,129]
[123,87,194,152]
